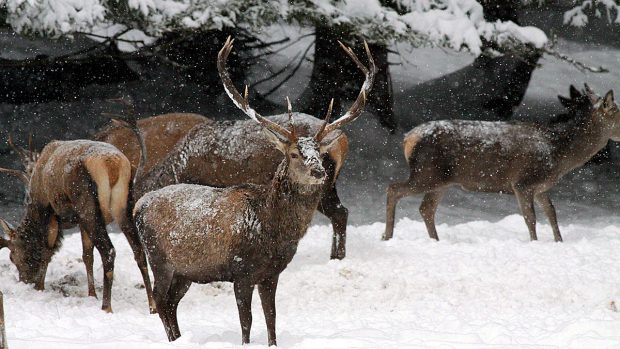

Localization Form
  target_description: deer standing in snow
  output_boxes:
[132,37,375,344]
[0,139,156,313]
[125,46,368,261]
[383,85,620,242]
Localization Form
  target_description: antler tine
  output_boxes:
[7,134,30,165]
[0,167,29,186]
[584,83,600,103]
[315,98,334,140]
[286,96,297,139]
[317,40,376,140]
[217,36,293,141]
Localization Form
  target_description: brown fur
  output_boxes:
[383,88,620,242]
[131,113,350,260]
[0,140,155,313]
[94,113,210,176]
[134,129,334,344]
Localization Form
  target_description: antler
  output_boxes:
[0,166,29,186]
[315,40,376,141]
[218,36,294,142]
[8,133,37,166]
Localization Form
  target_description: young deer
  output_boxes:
[132,37,374,344]
[0,139,156,313]
[383,85,620,242]
[127,44,375,261]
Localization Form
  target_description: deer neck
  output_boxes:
[263,160,323,243]
[550,114,609,173]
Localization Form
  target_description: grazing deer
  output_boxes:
[383,84,620,242]
[94,112,210,175]
[127,45,375,261]
[0,139,156,313]
[132,37,374,344]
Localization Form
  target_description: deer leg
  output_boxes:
[383,181,417,240]
[165,274,192,340]
[234,281,255,344]
[317,184,348,260]
[79,227,97,298]
[258,275,280,347]
[535,192,563,242]
[118,213,157,314]
[419,189,446,241]
[513,185,537,241]
[152,265,176,341]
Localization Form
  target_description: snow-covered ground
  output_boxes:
[2,217,620,348]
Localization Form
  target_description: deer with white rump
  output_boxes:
[133,37,375,344]
[383,84,620,242]
[0,136,156,313]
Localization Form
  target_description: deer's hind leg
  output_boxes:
[419,189,446,241]
[317,184,348,260]
[383,181,419,240]
[117,209,157,314]
[79,227,97,298]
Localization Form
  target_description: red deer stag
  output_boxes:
[129,42,375,261]
[132,37,374,344]
[383,84,620,242]
[0,139,156,313]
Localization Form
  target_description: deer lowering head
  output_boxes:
[0,139,155,313]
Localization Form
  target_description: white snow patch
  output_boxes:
[2,216,620,347]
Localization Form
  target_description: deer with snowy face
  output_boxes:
[130,39,375,261]
[0,139,156,313]
[132,37,374,344]
[383,85,620,242]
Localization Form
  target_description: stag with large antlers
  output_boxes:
[129,37,375,260]
[133,37,374,343]
[383,84,620,242]
[0,138,156,314]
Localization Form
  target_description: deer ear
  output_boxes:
[603,90,615,109]
[319,131,342,153]
[558,95,572,109]
[0,218,16,242]
[262,129,289,154]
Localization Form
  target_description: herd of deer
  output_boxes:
[0,37,619,345]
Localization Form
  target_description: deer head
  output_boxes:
[217,36,375,189]
[0,214,57,289]
[585,85,620,141]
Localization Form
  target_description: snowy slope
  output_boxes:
[2,217,620,348]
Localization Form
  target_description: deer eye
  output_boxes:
[291,153,299,159]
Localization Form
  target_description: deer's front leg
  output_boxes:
[513,184,537,241]
[234,281,254,344]
[80,227,97,298]
[258,275,280,347]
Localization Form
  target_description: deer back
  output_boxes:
[403,120,557,192]
[136,113,347,197]
[95,113,210,176]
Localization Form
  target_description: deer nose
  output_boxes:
[311,168,325,179]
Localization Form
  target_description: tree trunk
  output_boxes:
[0,291,6,349]
[297,25,396,132]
